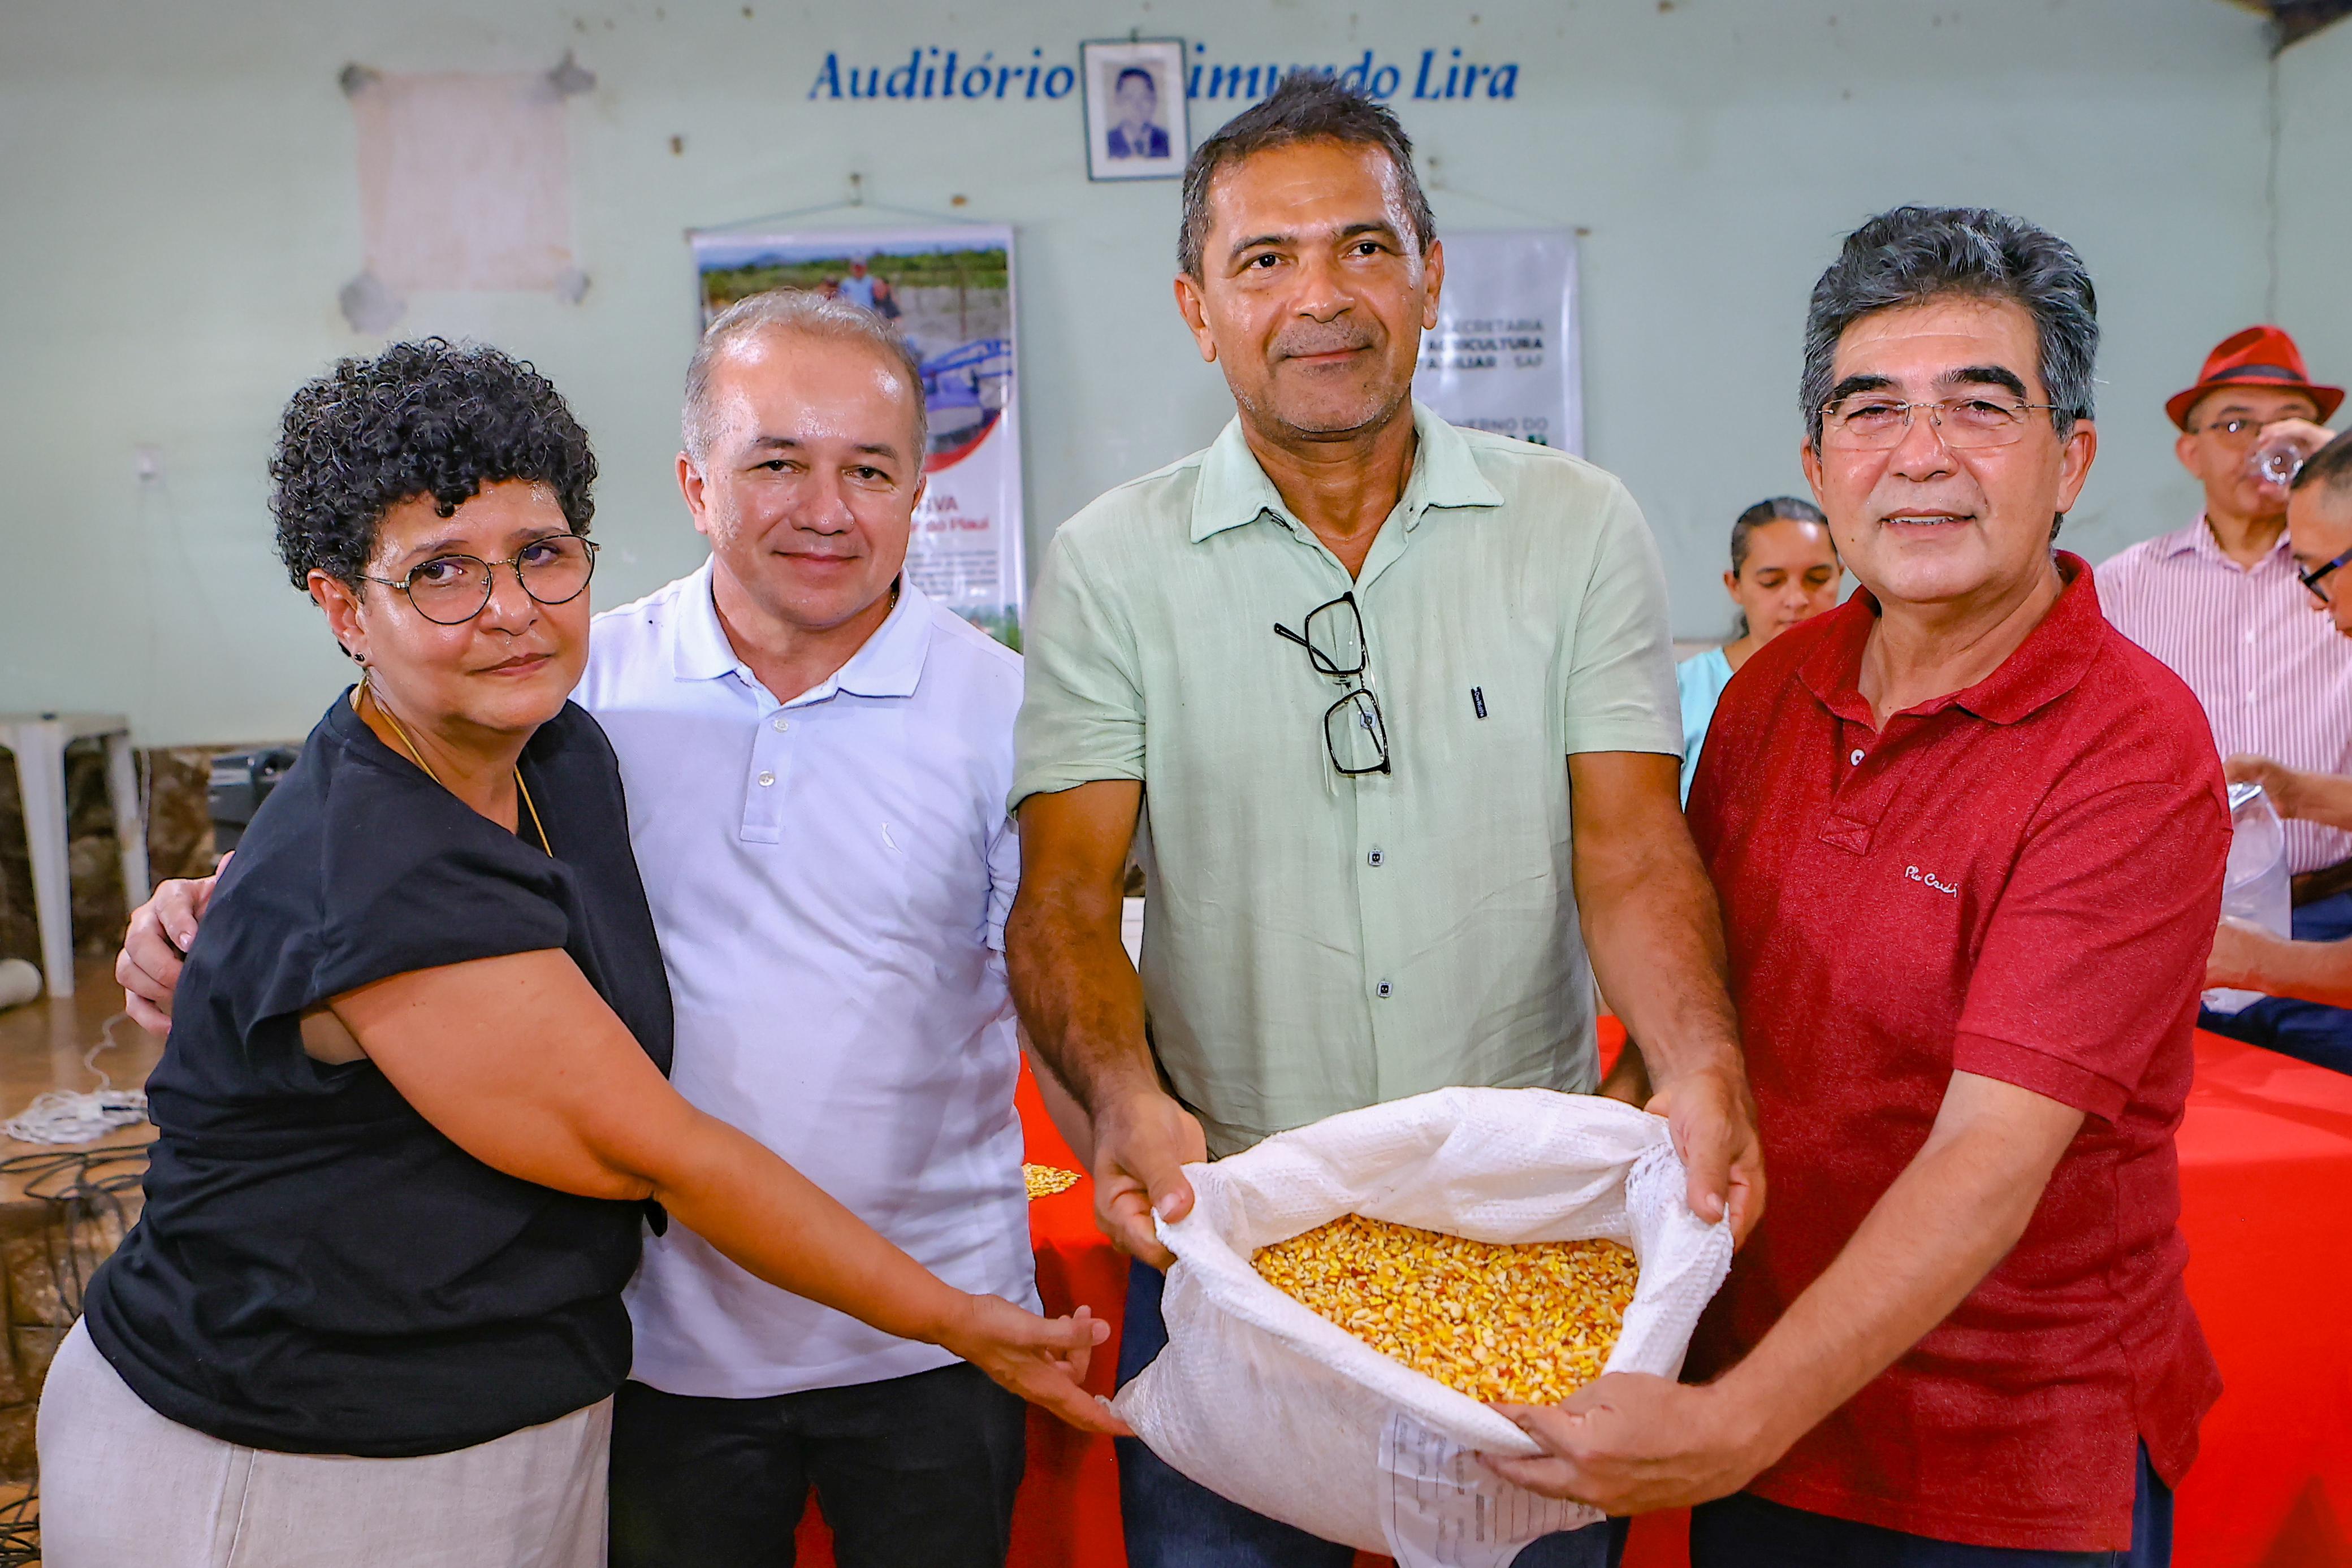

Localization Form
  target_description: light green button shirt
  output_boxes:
[1013,403,1680,1156]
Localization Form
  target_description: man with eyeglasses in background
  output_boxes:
[1494,206,2225,1568]
[2207,430,2352,1072]
[2098,329,2347,1063]
[1006,70,1761,1567]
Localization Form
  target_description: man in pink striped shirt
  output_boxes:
[2100,325,2344,1065]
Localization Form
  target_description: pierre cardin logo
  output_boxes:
[1905,865,1958,896]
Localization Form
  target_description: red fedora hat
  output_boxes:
[2167,325,2343,429]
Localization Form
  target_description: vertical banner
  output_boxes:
[1412,229,1582,456]
[692,225,1026,648]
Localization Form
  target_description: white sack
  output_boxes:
[1111,1086,1733,1565]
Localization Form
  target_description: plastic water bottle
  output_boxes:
[2203,781,2292,1015]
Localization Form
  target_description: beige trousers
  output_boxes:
[37,1319,609,1568]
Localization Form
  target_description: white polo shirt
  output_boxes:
[576,561,1037,1398]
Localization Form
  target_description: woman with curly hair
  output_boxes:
[36,340,1116,1566]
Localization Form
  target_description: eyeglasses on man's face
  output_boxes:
[364,534,599,626]
[2195,417,2273,445]
[1273,592,1390,777]
[2298,546,2352,606]
[1817,395,2061,452]
[2191,404,2318,444]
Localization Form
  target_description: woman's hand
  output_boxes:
[939,1296,1130,1436]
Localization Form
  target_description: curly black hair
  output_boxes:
[267,338,596,588]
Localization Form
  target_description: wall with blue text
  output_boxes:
[0,0,2333,742]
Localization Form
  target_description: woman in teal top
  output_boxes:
[1677,496,1843,802]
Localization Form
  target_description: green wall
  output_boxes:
[0,0,2331,744]
[2278,14,2351,407]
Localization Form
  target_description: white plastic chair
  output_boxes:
[0,713,150,999]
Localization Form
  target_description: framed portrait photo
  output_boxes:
[1081,38,1187,182]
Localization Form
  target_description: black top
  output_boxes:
[84,694,674,1457]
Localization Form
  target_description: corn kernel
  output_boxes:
[1024,1163,1083,1199]
[1250,1215,1637,1406]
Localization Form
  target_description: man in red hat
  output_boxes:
[2099,326,2350,1068]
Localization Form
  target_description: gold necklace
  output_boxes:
[356,678,551,855]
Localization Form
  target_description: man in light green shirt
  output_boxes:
[1017,402,1685,1155]
[1005,73,1761,1565]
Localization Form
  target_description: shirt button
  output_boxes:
[772,716,790,733]
[1848,748,1865,765]
[1368,848,1385,867]
[1376,980,1394,999]
[757,770,776,787]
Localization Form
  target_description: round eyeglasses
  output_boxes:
[363,535,598,625]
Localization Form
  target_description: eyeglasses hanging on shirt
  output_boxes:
[1274,592,1391,777]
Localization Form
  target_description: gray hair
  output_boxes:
[1177,71,1437,280]
[1800,206,2098,453]
[682,289,928,465]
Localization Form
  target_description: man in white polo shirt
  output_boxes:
[116,291,1081,1567]
[583,290,1050,1568]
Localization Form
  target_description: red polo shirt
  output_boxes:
[1684,554,2226,1552]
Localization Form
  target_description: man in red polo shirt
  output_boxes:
[1489,206,2225,1566]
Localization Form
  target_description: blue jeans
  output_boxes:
[1116,1260,1626,1567]
[1688,1443,2171,1567]
[2200,887,2352,1074]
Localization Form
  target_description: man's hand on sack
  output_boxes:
[1643,1059,1765,1248]
[118,864,226,1034]
[1089,1085,1208,1271]
[1484,1372,1776,1514]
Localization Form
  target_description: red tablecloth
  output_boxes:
[797,1025,2352,1566]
